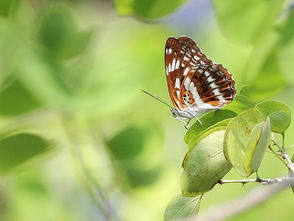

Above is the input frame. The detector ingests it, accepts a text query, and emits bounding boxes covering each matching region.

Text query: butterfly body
[171,105,217,120]
[165,36,236,121]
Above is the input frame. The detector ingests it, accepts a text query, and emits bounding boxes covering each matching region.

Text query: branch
[218,176,286,185]
[181,175,294,221]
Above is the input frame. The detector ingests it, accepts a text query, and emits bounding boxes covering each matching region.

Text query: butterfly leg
[189,112,202,125]
[184,119,191,130]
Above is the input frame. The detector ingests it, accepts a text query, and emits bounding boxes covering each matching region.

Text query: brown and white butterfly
[164,36,236,126]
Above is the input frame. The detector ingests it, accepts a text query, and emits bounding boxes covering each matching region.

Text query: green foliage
[224,85,256,113]
[0,133,52,174]
[164,195,201,221]
[224,94,255,114]
[255,101,291,133]
[181,131,232,196]
[278,9,294,84]
[184,109,236,148]
[107,126,146,159]
[114,0,187,19]
[213,0,291,100]
[105,123,162,188]
[0,79,42,116]
[0,0,294,220]
[247,49,288,101]
[224,109,271,177]
[39,4,92,59]
[213,0,286,45]
[0,0,20,17]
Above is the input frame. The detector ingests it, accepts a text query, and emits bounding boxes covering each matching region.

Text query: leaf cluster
[164,85,292,220]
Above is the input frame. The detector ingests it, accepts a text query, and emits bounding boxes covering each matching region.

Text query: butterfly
[143,36,236,129]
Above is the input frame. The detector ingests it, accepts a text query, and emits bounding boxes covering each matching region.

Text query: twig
[271,139,294,172]
[181,175,294,221]
[218,177,285,185]
[279,150,294,172]
[268,145,289,168]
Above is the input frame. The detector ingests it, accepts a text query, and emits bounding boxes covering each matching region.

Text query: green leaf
[181,131,232,196]
[255,101,291,133]
[164,195,201,221]
[0,79,42,116]
[0,0,20,17]
[0,133,53,174]
[213,0,286,45]
[184,109,237,148]
[105,123,163,188]
[239,85,252,97]
[114,0,187,19]
[123,163,160,187]
[247,118,271,172]
[224,94,255,114]
[106,126,147,159]
[39,4,91,59]
[224,109,270,177]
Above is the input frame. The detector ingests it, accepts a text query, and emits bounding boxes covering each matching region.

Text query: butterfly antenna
[141,89,174,109]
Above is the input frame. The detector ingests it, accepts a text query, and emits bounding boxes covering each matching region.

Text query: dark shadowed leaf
[106,126,146,159]
[114,0,187,19]
[255,100,291,133]
[39,4,91,59]
[181,131,232,196]
[164,195,201,221]
[184,109,236,148]
[224,109,270,177]
[0,79,42,116]
[0,133,53,174]
[105,123,163,189]
[0,0,20,17]
[123,163,160,187]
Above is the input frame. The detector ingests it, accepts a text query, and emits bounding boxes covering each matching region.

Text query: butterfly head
[171,108,192,119]
[171,109,179,118]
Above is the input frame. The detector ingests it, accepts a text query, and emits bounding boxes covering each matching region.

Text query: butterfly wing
[165,36,236,112]
[165,37,186,110]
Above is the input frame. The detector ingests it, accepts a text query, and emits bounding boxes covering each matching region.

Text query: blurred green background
[0,0,293,220]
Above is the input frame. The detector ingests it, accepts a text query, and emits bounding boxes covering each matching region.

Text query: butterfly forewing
[165,36,236,113]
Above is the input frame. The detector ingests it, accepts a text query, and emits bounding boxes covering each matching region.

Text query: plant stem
[282,133,285,151]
